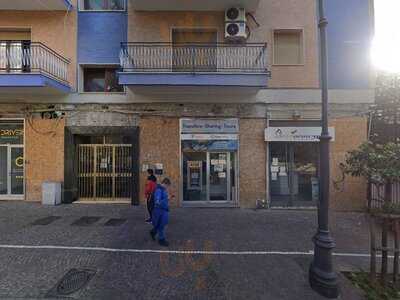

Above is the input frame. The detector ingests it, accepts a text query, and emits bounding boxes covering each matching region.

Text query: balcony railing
[0,41,69,84]
[120,43,268,74]
[130,0,260,11]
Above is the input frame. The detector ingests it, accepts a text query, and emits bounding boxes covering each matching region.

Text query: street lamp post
[309,0,340,298]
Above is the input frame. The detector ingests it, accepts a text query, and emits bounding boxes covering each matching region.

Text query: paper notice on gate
[270,166,279,172]
[214,165,224,172]
[218,172,226,178]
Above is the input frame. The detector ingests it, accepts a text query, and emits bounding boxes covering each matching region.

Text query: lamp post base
[309,231,340,299]
[309,264,339,298]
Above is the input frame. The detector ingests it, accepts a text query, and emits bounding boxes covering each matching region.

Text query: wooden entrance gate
[77,144,133,201]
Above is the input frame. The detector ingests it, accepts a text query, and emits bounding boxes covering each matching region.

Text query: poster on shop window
[187,161,202,191]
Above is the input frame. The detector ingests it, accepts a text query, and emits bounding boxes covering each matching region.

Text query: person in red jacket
[145,169,157,223]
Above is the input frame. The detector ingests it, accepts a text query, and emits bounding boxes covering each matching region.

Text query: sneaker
[158,239,169,247]
[150,230,156,241]
[145,218,152,223]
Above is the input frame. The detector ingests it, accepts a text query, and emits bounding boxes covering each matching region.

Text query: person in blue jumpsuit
[150,177,171,247]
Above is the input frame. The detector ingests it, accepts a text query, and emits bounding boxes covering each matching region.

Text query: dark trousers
[147,195,154,218]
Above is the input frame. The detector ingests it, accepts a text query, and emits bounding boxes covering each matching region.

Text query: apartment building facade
[0,0,374,211]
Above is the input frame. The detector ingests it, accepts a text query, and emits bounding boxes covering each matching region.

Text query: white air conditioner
[225,22,247,40]
[225,7,246,22]
[225,7,247,40]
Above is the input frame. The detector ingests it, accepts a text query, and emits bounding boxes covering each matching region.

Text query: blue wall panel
[78,12,127,64]
[326,0,373,89]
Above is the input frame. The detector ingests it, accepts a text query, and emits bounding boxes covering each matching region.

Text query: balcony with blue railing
[119,43,269,88]
[0,0,72,10]
[0,41,70,94]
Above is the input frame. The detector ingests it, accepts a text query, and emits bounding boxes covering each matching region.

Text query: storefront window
[0,146,7,195]
[182,152,207,201]
[0,122,23,144]
[269,142,319,207]
[180,118,239,204]
[182,147,236,203]
[0,121,24,198]
[82,0,125,11]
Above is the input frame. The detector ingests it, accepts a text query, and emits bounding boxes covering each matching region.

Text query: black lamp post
[309,0,340,298]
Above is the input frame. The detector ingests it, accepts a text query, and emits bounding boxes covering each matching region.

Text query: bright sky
[372,0,400,73]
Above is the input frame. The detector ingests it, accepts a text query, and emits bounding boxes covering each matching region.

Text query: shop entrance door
[183,151,235,203]
[208,152,229,201]
[269,143,319,207]
[0,145,24,199]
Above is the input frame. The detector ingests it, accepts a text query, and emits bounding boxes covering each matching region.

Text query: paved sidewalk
[0,202,368,299]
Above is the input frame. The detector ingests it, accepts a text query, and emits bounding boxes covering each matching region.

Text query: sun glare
[372,0,400,73]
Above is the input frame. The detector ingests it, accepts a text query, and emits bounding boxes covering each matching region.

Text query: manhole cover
[31,216,61,226]
[104,218,126,226]
[71,216,101,226]
[46,268,96,298]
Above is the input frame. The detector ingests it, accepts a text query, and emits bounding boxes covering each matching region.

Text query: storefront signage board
[182,140,238,151]
[181,119,239,134]
[265,127,335,142]
[0,123,23,144]
[181,134,238,140]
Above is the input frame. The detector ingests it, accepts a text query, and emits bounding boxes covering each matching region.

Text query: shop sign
[182,140,238,151]
[265,127,335,142]
[181,134,238,140]
[181,119,239,134]
[0,123,23,145]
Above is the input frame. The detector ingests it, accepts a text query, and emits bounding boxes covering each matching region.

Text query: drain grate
[46,268,96,298]
[104,218,127,226]
[31,216,61,226]
[71,216,101,226]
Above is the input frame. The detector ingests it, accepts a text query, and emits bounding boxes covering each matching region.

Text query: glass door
[0,145,24,198]
[182,151,234,203]
[208,152,230,202]
[269,142,319,207]
[10,146,24,195]
[182,151,207,202]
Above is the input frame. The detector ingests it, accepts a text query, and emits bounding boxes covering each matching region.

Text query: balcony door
[171,28,217,72]
[0,30,31,73]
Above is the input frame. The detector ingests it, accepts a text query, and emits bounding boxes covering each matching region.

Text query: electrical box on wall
[225,7,247,41]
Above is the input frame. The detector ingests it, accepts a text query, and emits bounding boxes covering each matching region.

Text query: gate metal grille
[78,144,133,201]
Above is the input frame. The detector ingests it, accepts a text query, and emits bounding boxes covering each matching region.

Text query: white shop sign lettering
[181,119,239,133]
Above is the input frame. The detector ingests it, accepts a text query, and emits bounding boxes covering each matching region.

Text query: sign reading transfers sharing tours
[181,119,239,134]
[265,127,335,142]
